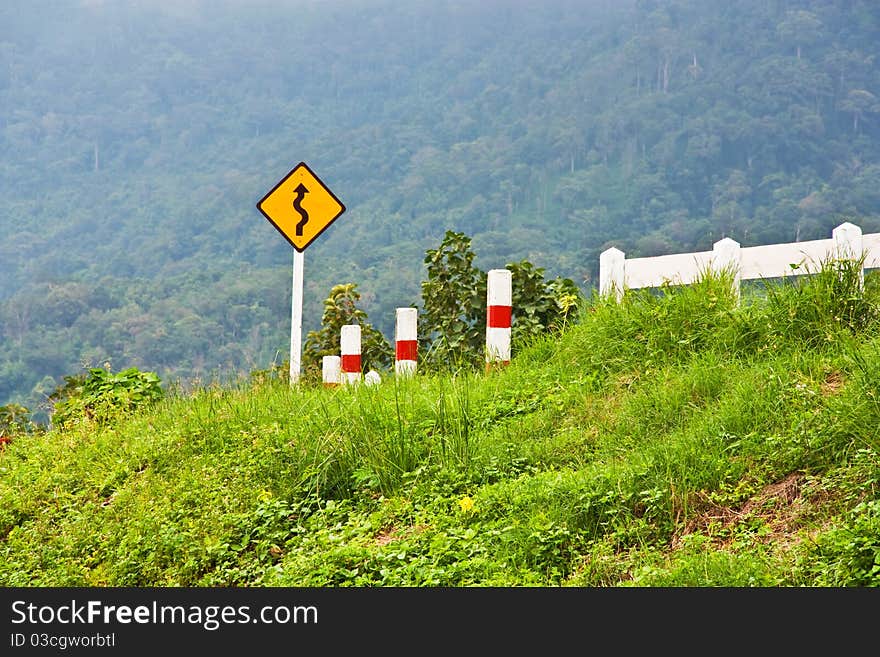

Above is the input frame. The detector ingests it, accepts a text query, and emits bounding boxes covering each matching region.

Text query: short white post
[833,221,864,288]
[340,324,362,385]
[322,355,341,388]
[599,247,626,302]
[364,370,381,386]
[486,268,512,371]
[712,237,742,302]
[395,307,418,377]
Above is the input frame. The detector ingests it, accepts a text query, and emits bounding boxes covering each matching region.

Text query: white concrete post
[833,221,864,288]
[599,247,625,302]
[712,237,742,302]
[340,324,362,385]
[395,307,418,377]
[486,268,512,370]
[322,355,341,388]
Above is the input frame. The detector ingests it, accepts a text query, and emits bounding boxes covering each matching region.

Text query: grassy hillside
[1,262,879,587]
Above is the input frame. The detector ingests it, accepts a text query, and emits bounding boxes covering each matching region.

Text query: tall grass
[2,261,879,586]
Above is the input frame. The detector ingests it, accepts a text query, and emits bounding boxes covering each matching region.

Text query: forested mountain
[2,0,879,415]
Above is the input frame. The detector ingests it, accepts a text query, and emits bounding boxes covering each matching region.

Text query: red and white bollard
[322,355,341,387]
[340,324,362,385]
[485,268,512,371]
[395,307,418,377]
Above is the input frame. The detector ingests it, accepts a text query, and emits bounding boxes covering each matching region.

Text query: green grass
[2,262,879,586]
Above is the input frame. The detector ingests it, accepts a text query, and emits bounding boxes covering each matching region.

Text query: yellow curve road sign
[256,161,346,252]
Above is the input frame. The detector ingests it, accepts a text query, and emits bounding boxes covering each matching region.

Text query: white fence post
[486,268,512,371]
[395,307,418,377]
[712,237,742,302]
[833,221,864,288]
[340,324,362,385]
[322,355,341,388]
[599,247,626,302]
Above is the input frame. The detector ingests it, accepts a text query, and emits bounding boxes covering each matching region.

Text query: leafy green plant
[0,403,37,435]
[802,499,880,586]
[419,232,584,372]
[49,366,164,428]
[507,259,581,346]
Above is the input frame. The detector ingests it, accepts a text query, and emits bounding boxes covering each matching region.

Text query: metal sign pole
[290,248,304,385]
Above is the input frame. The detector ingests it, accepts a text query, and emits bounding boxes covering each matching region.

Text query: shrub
[50,366,164,428]
[0,403,36,436]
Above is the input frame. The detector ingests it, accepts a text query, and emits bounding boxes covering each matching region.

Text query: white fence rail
[600,221,880,301]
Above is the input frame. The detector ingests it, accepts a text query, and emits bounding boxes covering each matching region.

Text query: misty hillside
[2,0,880,414]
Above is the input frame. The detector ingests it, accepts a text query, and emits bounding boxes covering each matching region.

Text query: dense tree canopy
[1,0,879,414]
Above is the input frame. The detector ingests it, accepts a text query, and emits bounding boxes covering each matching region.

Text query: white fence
[599,222,880,301]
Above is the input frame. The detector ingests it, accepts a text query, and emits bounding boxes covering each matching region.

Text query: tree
[711,169,753,240]
[419,231,487,371]
[838,89,880,133]
[776,10,822,60]
[506,260,581,347]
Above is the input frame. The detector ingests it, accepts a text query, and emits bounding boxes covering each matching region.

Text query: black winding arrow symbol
[292,183,309,236]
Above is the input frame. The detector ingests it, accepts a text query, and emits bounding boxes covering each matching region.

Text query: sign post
[290,249,305,384]
[257,162,345,385]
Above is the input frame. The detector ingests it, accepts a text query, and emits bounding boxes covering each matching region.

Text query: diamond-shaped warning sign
[256,162,346,252]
